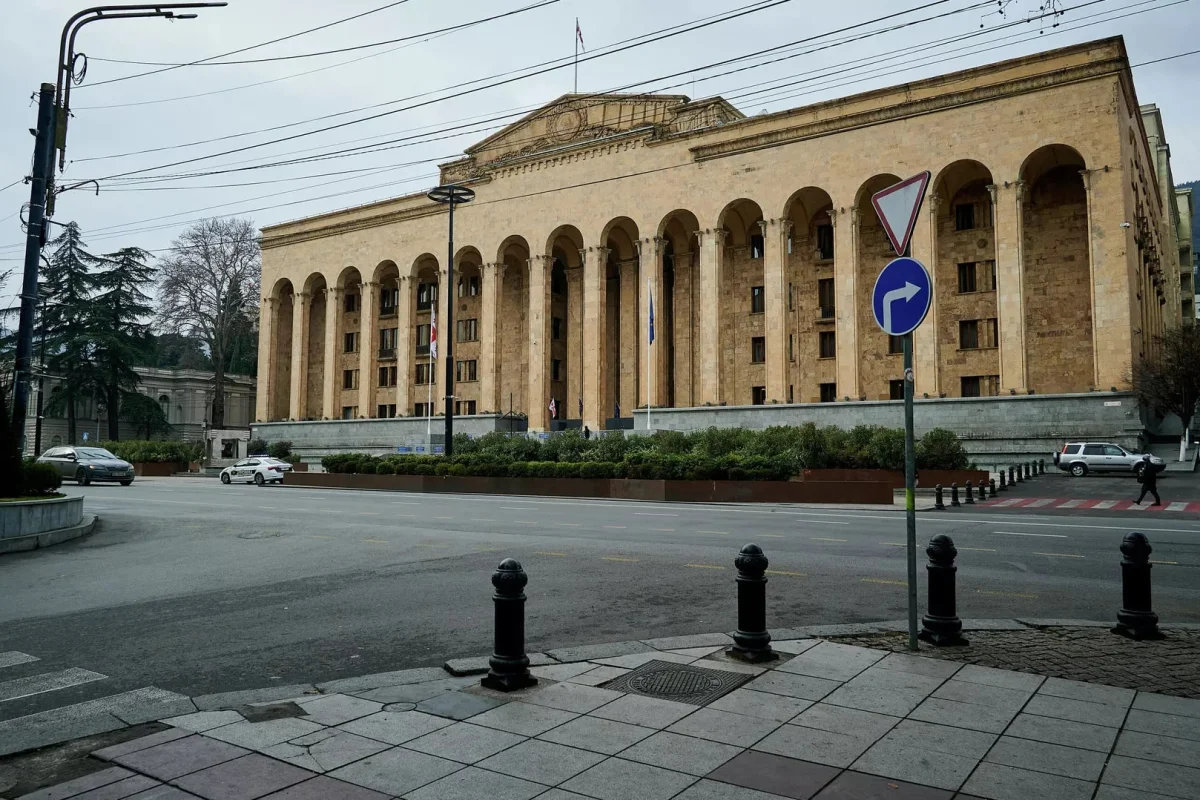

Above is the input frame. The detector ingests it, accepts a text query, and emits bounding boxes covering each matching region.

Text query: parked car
[37,446,135,486]
[1053,442,1165,478]
[220,457,291,486]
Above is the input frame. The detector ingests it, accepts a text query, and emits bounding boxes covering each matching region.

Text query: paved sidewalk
[11,632,1200,799]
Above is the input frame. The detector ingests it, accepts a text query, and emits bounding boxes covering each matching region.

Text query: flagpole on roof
[574,18,584,93]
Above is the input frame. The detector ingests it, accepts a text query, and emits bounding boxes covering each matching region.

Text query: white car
[220,457,291,486]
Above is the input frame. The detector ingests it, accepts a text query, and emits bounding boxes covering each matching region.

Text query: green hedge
[100,440,203,464]
[319,424,969,480]
[21,460,62,495]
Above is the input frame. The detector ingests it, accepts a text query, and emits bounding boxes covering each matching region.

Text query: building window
[455,400,477,416]
[414,402,431,417]
[378,366,397,387]
[961,376,981,397]
[888,335,904,355]
[341,406,358,420]
[960,318,998,349]
[380,287,399,316]
[787,385,794,403]
[751,337,765,363]
[457,318,478,342]
[415,324,431,355]
[749,233,765,259]
[816,224,834,260]
[342,369,358,390]
[459,276,481,297]
[551,267,568,296]
[551,317,564,340]
[343,331,358,353]
[890,379,905,400]
[415,363,433,385]
[957,262,977,294]
[417,282,437,311]
[751,386,766,405]
[379,327,398,357]
[344,292,359,313]
[788,334,795,362]
[750,286,765,314]
[819,383,837,403]
[955,203,976,231]
[980,260,997,291]
[787,283,794,311]
[818,278,835,317]
[377,404,397,418]
[551,359,563,382]
[819,330,836,359]
[456,360,478,382]
[158,394,170,423]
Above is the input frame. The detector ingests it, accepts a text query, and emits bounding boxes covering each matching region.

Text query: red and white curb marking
[981,498,1200,512]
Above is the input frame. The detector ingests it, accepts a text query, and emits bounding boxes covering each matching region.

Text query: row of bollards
[480,529,1163,690]
[934,459,1048,512]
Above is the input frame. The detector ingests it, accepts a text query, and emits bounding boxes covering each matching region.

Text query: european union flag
[649,293,655,345]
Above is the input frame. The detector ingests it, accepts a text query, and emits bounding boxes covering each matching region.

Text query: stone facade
[258,38,1185,434]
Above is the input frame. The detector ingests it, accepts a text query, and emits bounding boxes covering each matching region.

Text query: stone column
[527,256,552,431]
[435,269,450,416]
[288,292,310,420]
[479,263,502,414]
[395,276,413,414]
[582,246,610,430]
[831,208,858,399]
[990,182,1027,392]
[1081,167,1134,390]
[696,228,726,405]
[912,195,940,397]
[255,296,276,422]
[637,237,666,410]
[359,281,378,418]
[760,218,791,403]
[619,258,639,418]
[323,287,343,420]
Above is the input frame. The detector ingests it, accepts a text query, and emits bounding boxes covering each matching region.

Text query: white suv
[1054,442,1163,478]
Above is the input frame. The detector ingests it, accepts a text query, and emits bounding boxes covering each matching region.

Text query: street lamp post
[426,185,475,458]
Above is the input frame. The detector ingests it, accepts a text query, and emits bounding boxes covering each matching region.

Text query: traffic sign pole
[903,331,918,652]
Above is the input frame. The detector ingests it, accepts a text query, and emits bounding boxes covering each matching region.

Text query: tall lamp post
[426,184,475,458]
[11,3,226,444]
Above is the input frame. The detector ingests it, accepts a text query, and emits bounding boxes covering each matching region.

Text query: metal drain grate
[602,659,753,706]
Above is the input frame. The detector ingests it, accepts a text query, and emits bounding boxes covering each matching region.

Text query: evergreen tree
[93,247,155,440]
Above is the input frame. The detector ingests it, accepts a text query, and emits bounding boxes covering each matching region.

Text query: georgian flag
[549,398,557,419]
[430,305,438,360]
[576,18,585,51]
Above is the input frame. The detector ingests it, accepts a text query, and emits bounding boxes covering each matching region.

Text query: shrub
[554,462,581,479]
[21,461,62,495]
[357,460,377,475]
[867,427,906,472]
[247,437,269,456]
[101,440,200,464]
[375,461,395,475]
[917,428,969,470]
[268,441,293,460]
[579,461,615,479]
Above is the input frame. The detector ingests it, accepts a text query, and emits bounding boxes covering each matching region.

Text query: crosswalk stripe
[1092,500,1117,509]
[0,652,39,670]
[994,499,1020,507]
[0,667,106,703]
[1058,500,1084,508]
[1165,502,1189,512]
[1028,499,1054,507]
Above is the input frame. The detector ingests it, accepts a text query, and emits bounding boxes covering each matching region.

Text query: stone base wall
[0,496,84,541]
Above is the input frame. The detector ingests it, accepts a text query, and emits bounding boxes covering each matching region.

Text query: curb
[0,514,97,554]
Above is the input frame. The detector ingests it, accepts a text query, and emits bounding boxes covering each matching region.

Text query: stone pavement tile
[328,747,462,795]
[1023,694,1128,728]
[843,665,945,695]
[873,652,961,680]
[403,721,526,764]
[530,662,596,682]
[877,719,996,760]
[952,664,1044,693]
[262,729,388,773]
[1102,754,1200,799]
[810,770,953,799]
[170,754,312,799]
[561,665,629,687]
[530,792,592,800]
[793,703,900,742]
[850,740,976,791]
[547,641,652,663]
[708,750,839,800]
[112,736,249,781]
[1093,786,1182,800]
[468,700,577,737]
[257,775,391,800]
[416,690,507,721]
[619,730,741,776]
[317,667,448,694]
[93,728,192,761]
[405,766,546,800]
[1114,729,1200,768]
[694,653,769,675]
[520,682,622,714]
[0,706,128,759]
[674,778,794,800]
[907,697,1020,734]
[560,757,697,800]
[960,762,1095,800]
[204,718,325,751]
[930,679,1032,711]
[753,724,875,769]
[774,642,884,682]
[590,652,695,670]
[162,711,245,734]
[63,775,162,799]
[743,670,840,702]
[1133,692,1200,719]
[589,694,695,729]
[446,655,554,677]
[771,640,820,656]
[821,672,932,718]
[1037,677,1135,707]
[113,787,195,799]
[667,646,724,658]
[666,706,781,747]
[983,735,1107,781]
[352,676,474,705]
[192,685,315,712]
[643,633,733,650]
[1124,709,1200,742]
[293,694,381,726]
[15,767,136,800]
[476,739,605,785]
[707,688,812,723]
[537,715,655,755]
[338,710,454,746]
[1003,712,1117,752]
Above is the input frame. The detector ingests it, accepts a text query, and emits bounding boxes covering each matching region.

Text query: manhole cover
[602,659,753,706]
[238,531,282,540]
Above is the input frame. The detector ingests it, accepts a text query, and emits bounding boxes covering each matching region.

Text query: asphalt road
[2,477,1197,723]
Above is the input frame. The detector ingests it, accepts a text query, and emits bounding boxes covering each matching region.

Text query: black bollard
[950,483,961,507]
[964,481,975,504]
[918,535,969,647]
[934,484,945,511]
[990,477,997,497]
[728,544,778,663]
[1024,462,1032,480]
[978,480,987,500]
[1112,533,1164,641]
[481,559,539,691]
[1039,459,1045,475]
[1012,466,1020,484]
[999,470,1007,490]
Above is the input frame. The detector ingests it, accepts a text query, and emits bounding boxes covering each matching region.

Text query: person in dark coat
[583,425,591,440]
[1134,454,1163,506]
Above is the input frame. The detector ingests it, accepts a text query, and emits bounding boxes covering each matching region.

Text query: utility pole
[427,184,475,457]
[34,296,47,456]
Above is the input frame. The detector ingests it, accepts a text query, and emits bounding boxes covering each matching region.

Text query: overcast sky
[1,0,1197,313]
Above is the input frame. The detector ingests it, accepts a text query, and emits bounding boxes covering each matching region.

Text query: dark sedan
[37,446,136,486]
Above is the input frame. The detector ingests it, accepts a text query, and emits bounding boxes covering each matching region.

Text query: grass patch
[0,493,67,503]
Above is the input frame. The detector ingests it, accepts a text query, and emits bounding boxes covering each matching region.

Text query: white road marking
[634,512,677,517]
[993,531,1068,538]
[1058,500,1084,508]
[0,667,106,703]
[1028,499,1054,508]
[0,653,38,670]
[993,499,1021,507]
[1092,500,1117,510]
[1165,502,1189,512]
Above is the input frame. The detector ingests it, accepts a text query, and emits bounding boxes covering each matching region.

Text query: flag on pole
[578,397,583,417]
[429,306,438,360]
[649,293,655,345]
[576,18,585,51]
[615,401,620,418]
[548,397,557,419]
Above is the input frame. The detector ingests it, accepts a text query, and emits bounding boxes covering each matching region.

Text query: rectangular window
[552,317,564,340]
[960,320,979,350]
[890,379,905,400]
[414,402,431,417]
[415,324,431,355]
[344,293,359,313]
[551,359,563,382]
[818,278,835,317]
[343,331,358,354]
[750,234,765,259]
[957,262,977,294]
[750,286,765,314]
[341,406,357,420]
[788,334,795,362]
[819,330,836,359]
[751,337,765,363]
[417,282,437,311]
[379,327,397,357]
[455,400,477,416]
[955,203,976,231]
[816,224,834,260]
[983,317,998,348]
[342,369,358,390]
[980,260,997,291]
[961,376,981,397]
[378,366,397,387]
[415,363,433,385]
[456,360,478,382]
[787,283,794,311]
[819,383,837,403]
[459,276,481,297]
[751,386,766,406]
[376,404,397,418]
[457,318,478,342]
[380,287,398,316]
[888,335,904,355]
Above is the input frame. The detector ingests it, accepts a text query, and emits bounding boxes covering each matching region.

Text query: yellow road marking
[862,578,906,586]
[359,512,380,516]
[363,539,388,544]
[652,528,676,532]
[474,546,500,552]
[470,518,492,523]
[1150,560,1178,565]
[812,537,848,543]
[697,530,729,535]
[685,564,725,570]
[976,590,1037,599]
[562,523,581,527]
[1033,552,1084,559]
[604,525,627,530]
[765,569,807,577]
[434,516,454,520]
[395,513,416,518]
[514,521,539,525]
[602,556,639,562]
[416,543,448,549]
[881,542,906,547]
[761,534,784,538]
[958,547,997,552]
[535,551,567,556]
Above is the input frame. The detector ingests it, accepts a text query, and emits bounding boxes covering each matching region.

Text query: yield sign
[871,171,931,256]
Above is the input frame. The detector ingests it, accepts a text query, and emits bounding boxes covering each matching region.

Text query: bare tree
[1130,325,1200,461]
[156,218,260,430]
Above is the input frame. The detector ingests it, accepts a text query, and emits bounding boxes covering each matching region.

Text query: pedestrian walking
[1134,454,1163,506]
[583,425,591,440]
